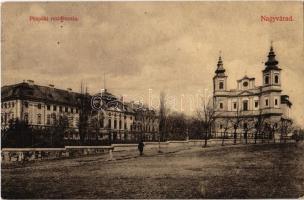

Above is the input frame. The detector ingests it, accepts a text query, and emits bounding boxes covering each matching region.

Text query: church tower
[213,55,227,92]
[262,44,282,87]
[261,44,282,112]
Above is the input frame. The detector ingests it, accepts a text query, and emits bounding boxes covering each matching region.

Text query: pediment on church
[237,90,255,96]
[237,75,255,82]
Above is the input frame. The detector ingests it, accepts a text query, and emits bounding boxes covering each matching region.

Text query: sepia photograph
[1,1,304,199]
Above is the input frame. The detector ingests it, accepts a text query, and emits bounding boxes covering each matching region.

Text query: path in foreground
[2,143,304,199]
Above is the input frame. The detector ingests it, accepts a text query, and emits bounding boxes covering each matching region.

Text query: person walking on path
[138,140,145,156]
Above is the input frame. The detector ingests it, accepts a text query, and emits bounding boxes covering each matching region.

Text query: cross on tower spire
[264,41,279,71]
[103,72,107,92]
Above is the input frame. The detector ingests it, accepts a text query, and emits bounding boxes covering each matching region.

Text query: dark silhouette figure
[138,140,145,156]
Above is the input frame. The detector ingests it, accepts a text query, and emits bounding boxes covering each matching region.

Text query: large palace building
[1,81,159,142]
[212,45,292,138]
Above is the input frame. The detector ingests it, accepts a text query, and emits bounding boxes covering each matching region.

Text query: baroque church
[212,45,292,139]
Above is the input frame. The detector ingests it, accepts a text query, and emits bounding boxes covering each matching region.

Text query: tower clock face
[243,81,248,87]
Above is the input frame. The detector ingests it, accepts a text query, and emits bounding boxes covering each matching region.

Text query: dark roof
[215,56,226,75]
[263,46,281,72]
[128,103,157,115]
[1,82,81,106]
[92,90,118,105]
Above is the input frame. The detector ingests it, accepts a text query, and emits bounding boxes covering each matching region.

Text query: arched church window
[243,100,248,111]
[219,82,224,89]
[275,75,279,84]
[108,119,111,128]
[114,119,117,129]
[265,76,269,84]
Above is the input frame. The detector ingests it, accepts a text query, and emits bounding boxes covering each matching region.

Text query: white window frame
[242,100,249,111]
[274,97,280,108]
[274,73,280,84]
[264,74,270,85]
[265,97,269,107]
[232,102,237,111]
[219,81,224,90]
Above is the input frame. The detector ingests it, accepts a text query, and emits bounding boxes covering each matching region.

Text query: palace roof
[1,81,80,106]
[2,81,158,114]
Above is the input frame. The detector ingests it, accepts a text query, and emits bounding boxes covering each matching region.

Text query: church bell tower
[213,54,227,93]
[262,44,282,87]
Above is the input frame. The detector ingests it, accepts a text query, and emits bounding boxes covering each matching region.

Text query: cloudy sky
[2,2,303,125]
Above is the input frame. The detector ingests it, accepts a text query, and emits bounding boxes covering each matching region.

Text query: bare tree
[218,117,232,146]
[270,121,280,143]
[262,118,281,144]
[242,117,256,144]
[279,118,294,143]
[196,97,216,147]
[230,102,243,145]
[253,110,266,144]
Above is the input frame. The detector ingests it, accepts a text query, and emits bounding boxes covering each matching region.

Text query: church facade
[212,45,292,139]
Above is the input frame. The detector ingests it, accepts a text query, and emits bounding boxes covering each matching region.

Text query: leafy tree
[49,115,69,147]
[165,112,188,140]
[78,83,91,145]
[1,119,33,148]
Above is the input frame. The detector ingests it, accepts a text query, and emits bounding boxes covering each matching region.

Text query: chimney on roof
[49,84,55,88]
[67,88,72,92]
[27,80,34,85]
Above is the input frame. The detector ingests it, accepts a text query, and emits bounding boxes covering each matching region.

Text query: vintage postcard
[1,1,303,199]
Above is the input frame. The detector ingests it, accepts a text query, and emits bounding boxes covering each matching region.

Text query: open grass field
[2,142,304,199]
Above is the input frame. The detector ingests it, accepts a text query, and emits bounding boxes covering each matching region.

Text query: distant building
[1,81,80,130]
[212,45,292,139]
[1,81,159,142]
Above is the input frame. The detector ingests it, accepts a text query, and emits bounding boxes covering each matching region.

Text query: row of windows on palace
[1,112,156,132]
[1,112,75,126]
[218,74,280,90]
[1,101,156,121]
[218,97,280,111]
[1,101,80,114]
